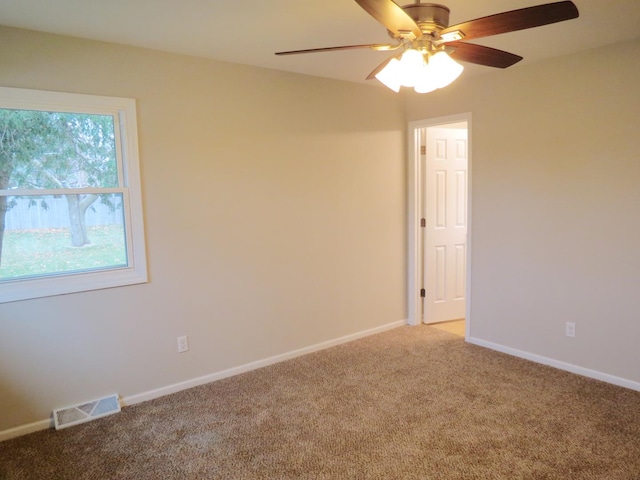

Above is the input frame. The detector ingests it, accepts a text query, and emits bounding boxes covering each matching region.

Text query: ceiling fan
[276,0,579,93]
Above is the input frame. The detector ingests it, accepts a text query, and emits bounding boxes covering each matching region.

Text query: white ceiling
[2,0,639,86]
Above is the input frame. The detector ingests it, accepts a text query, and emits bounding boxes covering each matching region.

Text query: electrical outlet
[565,322,576,338]
[177,335,189,353]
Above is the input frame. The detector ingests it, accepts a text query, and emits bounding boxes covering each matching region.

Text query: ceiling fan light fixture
[427,51,464,89]
[376,48,464,94]
[375,58,403,92]
[413,70,438,94]
[398,49,426,87]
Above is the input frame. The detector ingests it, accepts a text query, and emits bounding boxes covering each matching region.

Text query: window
[0,87,147,303]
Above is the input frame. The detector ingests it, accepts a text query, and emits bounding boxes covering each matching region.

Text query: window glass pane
[0,194,127,280]
[0,109,118,190]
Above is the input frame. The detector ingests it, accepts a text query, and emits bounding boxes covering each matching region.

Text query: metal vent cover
[53,394,121,430]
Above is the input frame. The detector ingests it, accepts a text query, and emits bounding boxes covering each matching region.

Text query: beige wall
[406,39,640,385]
[2,24,639,436]
[0,27,407,432]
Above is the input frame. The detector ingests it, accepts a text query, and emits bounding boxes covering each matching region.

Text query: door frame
[407,113,473,338]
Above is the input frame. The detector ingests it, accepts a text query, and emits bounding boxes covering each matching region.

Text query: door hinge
[420,218,426,228]
[420,145,426,155]
[420,288,426,298]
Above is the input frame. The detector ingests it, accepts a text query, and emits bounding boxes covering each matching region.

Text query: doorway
[407,114,471,338]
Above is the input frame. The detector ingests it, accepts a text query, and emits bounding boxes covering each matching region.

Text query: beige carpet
[2,326,640,479]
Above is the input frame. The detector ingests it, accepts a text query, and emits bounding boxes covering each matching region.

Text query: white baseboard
[123,319,406,406]
[0,320,406,442]
[468,336,640,393]
[0,419,52,443]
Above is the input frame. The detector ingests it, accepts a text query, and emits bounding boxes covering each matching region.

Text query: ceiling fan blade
[448,42,522,68]
[275,44,398,56]
[355,0,422,39]
[440,1,579,42]
[366,52,403,80]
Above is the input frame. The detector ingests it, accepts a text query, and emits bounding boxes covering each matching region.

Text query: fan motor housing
[402,3,450,33]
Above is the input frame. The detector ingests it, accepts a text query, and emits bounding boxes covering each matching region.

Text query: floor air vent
[53,394,121,430]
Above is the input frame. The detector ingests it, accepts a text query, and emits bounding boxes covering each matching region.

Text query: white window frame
[0,86,147,303]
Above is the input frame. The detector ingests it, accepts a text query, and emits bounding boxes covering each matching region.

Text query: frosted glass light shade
[428,51,464,89]
[375,58,403,92]
[413,72,438,94]
[375,49,464,94]
[399,49,425,88]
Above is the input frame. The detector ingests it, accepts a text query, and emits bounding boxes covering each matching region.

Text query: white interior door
[422,126,468,324]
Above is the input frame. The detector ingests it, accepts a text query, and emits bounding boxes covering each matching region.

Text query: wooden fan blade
[355,0,422,39]
[276,44,398,55]
[366,53,402,80]
[440,1,579,42]
[448,42,523,68]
